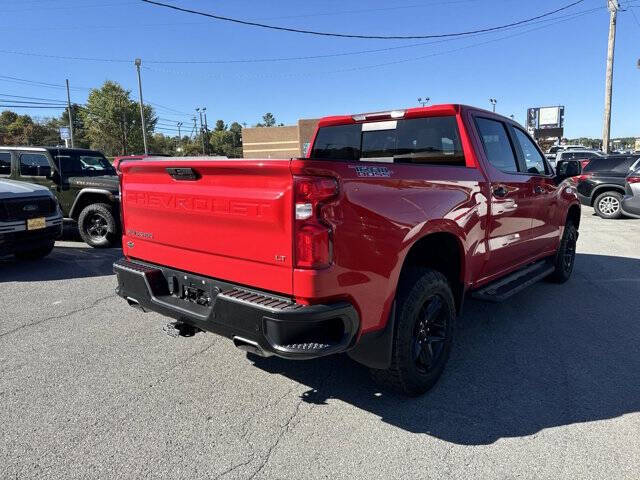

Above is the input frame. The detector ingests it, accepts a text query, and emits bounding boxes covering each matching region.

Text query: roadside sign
[59,127,70,140]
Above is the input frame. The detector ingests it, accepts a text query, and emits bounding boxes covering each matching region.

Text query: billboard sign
[538,106,564,129]
[527,106,564,139]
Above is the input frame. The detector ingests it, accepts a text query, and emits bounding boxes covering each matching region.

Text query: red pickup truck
[114,104,581,395]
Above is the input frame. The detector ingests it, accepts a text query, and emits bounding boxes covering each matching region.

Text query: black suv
[574,155,640,219]
[0,147,120,247]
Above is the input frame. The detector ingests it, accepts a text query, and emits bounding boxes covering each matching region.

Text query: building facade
[242,118,319,158]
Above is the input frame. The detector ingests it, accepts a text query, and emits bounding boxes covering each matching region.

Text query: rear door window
[612,156,639,174]
[310,116,465,166]
[19,153,51,177]
[0,152,11,177]
[583,157,622,173]
[311,124,360,160]
[475,117,519,173]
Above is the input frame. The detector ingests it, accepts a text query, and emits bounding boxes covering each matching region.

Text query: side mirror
[556,160,581,182]
[47,170,61,183]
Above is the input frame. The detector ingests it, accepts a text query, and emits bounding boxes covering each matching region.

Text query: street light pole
[134,58,148,155]
[489,98,497,112]
[602,0,619,154]
[417,97,430,107]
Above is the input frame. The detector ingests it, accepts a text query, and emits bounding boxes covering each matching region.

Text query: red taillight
[574,173,592,183]
[294,176,338,269]
[627,176,640,184]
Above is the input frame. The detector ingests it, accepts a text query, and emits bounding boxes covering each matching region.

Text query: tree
[81,81,156,156]
[208,120,243,157]
[256,112,276,127]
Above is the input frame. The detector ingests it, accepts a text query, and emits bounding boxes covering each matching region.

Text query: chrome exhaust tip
[233,336,272,357]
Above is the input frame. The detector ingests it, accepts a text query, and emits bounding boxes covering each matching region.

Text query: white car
[550,149,604,168]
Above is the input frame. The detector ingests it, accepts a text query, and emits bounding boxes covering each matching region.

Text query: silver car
[621,163,640,218]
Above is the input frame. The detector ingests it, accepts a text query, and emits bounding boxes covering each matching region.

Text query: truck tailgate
[119,159,294,295]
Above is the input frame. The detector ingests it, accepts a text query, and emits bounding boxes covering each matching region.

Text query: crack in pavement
[0,293,116,340]
[247,395,306,480]
[247,363,336,479]
[214,455,255,480]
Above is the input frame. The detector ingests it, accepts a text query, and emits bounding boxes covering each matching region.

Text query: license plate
[27,217,46,230]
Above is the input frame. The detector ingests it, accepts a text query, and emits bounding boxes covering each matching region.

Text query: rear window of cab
[311,116,465,166]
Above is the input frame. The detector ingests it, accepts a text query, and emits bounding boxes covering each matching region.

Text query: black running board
[471,260,554,302]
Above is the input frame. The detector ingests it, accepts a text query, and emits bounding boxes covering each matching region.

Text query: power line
[0,92,67,102]
[142,6,600,80]
[0,104,67,109]
[0,5,601,66]
[0,98,66,105]
[140,0,586,40]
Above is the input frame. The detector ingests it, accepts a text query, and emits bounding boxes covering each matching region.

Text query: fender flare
[69,188,118,218]
[348,223,468,370]
[590,184,626,206]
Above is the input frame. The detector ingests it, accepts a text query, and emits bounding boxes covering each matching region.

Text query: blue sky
[2,0,639,138]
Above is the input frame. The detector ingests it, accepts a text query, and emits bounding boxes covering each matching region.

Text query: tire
[78,203,118,248]
[15,241,55,260]
[370,269,456,396]
[548,222,578,284]
[593,191,623,219]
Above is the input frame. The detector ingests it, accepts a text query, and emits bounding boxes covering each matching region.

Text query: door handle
[493,185,508,198]
[534,185,545,194]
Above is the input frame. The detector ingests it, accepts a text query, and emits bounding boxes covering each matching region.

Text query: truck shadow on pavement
[0,242,121,283]
[249,253,640,445]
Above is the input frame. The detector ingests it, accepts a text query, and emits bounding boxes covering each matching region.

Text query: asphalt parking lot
[1,210,639,480]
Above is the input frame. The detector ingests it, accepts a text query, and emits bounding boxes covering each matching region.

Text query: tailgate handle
[166,167,199,180]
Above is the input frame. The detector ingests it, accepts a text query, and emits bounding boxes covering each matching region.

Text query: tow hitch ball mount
[163,321,202,338]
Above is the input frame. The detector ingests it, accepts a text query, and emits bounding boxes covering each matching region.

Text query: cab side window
[0,152,11,177]
[513,128,547,175]
[20,153,51,177]
[475,118,519,173]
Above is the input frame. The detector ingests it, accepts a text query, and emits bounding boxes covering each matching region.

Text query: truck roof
[316,104,487,128]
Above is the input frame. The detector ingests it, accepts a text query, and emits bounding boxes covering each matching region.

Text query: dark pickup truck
[114,104,581,395]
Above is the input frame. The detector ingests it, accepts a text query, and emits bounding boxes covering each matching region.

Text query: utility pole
[602,0,619,154]
[65,79,74,148]
[191,116,197,139]
[134,58,149,155]
[489,98,497,112]
[196,107,206,154]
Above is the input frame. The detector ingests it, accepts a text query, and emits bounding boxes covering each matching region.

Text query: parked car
[548,144,586,154]
[0,147,120,247]
[0,177,63,259]
[621,167,640,218]
[575,155,640,219]
[113,104,581,396]
[551,149,604,168]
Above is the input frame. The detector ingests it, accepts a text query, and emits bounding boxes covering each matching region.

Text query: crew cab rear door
[472,116,538,278]
[119,159,294,295]
[509,125,560,255]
